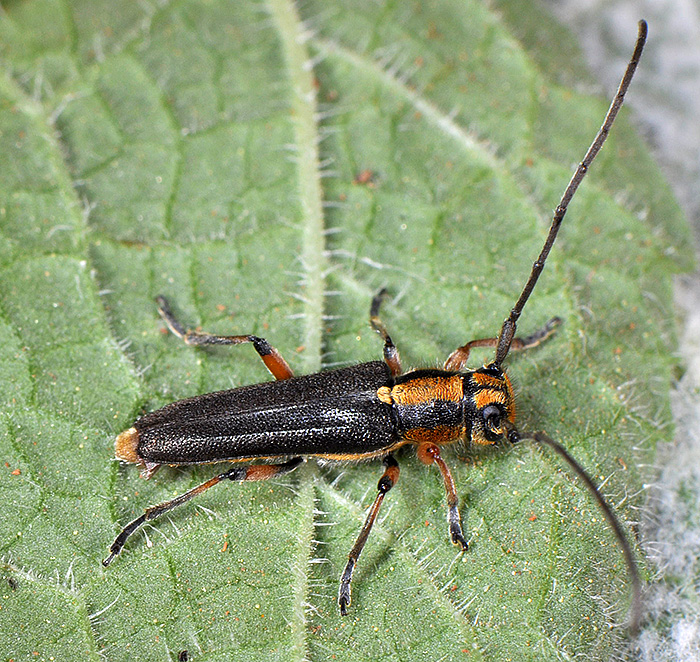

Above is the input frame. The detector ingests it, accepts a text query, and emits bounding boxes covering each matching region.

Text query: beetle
[104,21,647,626]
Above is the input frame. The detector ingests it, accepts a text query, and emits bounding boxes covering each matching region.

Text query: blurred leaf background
[0,1,693,660]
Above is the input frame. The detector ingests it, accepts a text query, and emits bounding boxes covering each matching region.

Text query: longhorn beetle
[104,21,647,628]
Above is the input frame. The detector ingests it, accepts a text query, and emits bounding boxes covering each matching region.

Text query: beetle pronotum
[104,20,648,627]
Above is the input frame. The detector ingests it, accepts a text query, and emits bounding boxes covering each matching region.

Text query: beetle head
[465,363,519,446]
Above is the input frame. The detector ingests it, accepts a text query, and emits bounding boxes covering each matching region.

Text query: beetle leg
[417,442,468,550]
[369,289,402,376]
[339,455,400,615]
[156,295,294,380]
[443,316,561,371]
[103,457,303,566]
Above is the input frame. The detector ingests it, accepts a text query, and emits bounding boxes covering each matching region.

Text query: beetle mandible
[103,20,648,627]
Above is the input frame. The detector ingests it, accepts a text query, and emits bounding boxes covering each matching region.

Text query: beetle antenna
[513,429,642,631]
[493,19,648,366]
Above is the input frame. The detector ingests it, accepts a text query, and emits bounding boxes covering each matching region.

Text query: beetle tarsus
[449,510,469,552]
[338,558,355,616]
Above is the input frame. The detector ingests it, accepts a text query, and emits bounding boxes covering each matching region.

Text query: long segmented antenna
[515,430,642,631]
[494,19,648,366]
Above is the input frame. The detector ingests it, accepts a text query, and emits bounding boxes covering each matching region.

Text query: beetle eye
[482,405,502,432]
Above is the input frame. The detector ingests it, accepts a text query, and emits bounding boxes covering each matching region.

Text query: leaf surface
[0,1,692,660]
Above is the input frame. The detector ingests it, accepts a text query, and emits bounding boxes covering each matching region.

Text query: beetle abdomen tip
[115,426,140,464]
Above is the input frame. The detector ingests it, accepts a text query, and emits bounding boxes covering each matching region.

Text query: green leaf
[0,1,692,660]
